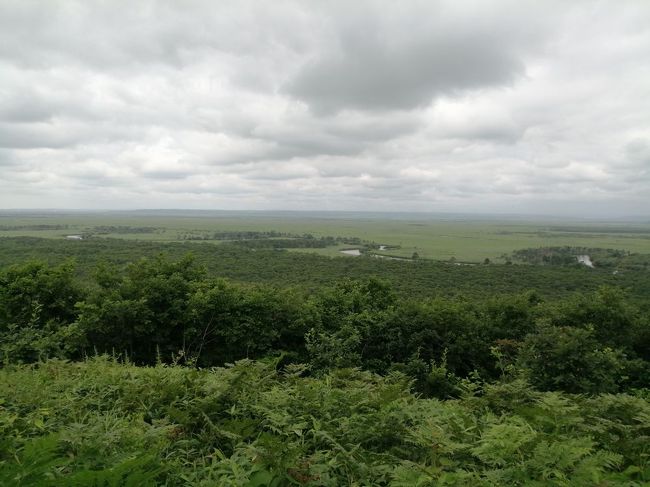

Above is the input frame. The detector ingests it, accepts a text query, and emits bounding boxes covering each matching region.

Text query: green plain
[1,211,649,262]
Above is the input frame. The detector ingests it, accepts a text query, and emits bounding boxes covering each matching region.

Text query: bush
[518,324,627,394]
[0,358,648,485]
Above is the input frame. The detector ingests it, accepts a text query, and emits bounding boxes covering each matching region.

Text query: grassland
[1,210,649,262]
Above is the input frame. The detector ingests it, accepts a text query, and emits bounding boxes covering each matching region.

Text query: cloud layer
[1,0,649,216]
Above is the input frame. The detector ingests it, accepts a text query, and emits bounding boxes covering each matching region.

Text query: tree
[547,286,640,351]
[0,260,85,363]
[188,280,308,366]
[518,324,626,394]
[0,260,82,331]
[78,254,205,362]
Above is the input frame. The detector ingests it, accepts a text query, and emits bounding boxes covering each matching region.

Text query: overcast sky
[1,0,649,217]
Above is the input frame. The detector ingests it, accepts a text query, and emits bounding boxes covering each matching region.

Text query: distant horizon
[1,207,649,223]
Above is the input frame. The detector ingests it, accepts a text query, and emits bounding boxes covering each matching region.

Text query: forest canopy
[1,249,649,485]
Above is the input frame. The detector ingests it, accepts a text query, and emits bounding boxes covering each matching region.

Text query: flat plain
[1,210,649,262]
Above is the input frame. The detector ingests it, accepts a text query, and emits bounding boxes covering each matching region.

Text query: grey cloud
[244,112,422,162]
[0,149,16,166]
[0,122,80,149]
[0,94,56,124]
[71,175,133,189]
[315,160,385,179]
[324,115,421,142]
[0,120,147,150]
[624,139,650,168]
[262,133,366,160]
[0,1,205,69]
[0,0,311,74]
[237,165,316,181]
[152,178,258,196]
[284,2,547,113]
[443,118,525,144]
[140,169,193,180]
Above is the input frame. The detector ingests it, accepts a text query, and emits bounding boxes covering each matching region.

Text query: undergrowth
[0,357,648,486]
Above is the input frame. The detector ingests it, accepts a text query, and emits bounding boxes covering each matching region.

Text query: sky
[0,0,649,217]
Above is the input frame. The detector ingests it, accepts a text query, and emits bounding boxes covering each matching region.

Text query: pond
[340,249,361,256]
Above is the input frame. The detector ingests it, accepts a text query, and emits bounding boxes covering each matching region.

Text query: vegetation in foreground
[1,255,649,394]
[1,357,649,486]
[1,247,649,485]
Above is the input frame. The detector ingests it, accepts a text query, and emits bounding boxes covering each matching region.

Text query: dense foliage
[509,247,650,270]
[1,243,649,485]
[1,255,648,395]
[1,358,649,485]
[2,237,649,304]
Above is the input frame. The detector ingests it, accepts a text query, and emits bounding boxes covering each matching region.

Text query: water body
[374,254,411,261]
[577,255,594,268]
[340,249,361,256]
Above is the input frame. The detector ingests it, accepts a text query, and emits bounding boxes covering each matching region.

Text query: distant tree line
[179,230,294,241]
[507,246,642,268]
[232,237,335,249]
[0,224,70,231]
[178,231,373,251]
[90,225,162,234]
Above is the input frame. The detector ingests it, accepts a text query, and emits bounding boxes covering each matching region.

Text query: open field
[1,210,649,262]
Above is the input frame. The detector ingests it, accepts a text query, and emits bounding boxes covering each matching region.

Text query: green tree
[518,324,626,394]
[188,280,309,366]
[547,286,639,351]
[78,254,204,362]
[0,260,82,331]
[306,278,395,371]
[0,260,84,362]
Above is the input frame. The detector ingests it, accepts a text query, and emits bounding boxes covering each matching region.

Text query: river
[340,249,362,256]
